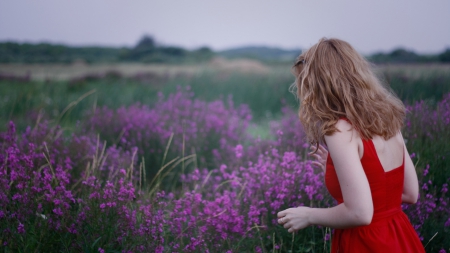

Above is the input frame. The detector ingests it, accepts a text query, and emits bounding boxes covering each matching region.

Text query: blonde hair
[291,38,405,146]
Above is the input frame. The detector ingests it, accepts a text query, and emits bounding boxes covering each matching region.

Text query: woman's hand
[309,144,328,173]
[277,207,312,233]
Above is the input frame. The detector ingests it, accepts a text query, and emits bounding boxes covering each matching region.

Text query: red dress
[325,138,425,252]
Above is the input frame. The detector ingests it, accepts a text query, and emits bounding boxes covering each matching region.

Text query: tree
[438,48,450,63]
[135,35,156,51]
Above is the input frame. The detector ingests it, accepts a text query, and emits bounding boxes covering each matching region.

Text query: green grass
[376,64,450,103]
[1,63,449,133]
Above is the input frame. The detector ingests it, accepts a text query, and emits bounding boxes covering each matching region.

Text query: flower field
[0,66,450,252]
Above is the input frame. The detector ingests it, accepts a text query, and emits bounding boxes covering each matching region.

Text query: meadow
[0,61,449,252]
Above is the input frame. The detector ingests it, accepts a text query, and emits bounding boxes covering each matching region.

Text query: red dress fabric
[325,138,425,252]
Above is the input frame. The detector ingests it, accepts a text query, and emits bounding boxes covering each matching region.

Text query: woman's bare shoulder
[326,119,363,158]
[335,118,353,130]
[328,119,360,140]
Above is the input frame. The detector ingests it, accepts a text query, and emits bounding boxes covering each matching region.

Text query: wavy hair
[290,38,405,147]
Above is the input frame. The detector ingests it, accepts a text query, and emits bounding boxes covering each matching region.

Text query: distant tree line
[0,35,214,64]
[0,35,448,64]
[368,48,450,64]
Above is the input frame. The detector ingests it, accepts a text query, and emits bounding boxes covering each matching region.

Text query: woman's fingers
[310,154,325,164]
[318,144,327,152]
[309,145,318,154]
[277,210,287,218]
[308,148,323,157]
[317,145,327,156]
[309,144,327,156]
[313,144,327,153]
[310,154,326,169]
[311,162,325,172]
[311,153,321,160]
[311,161,324,168]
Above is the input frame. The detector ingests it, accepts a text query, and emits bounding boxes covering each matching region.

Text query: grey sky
[0,0,449,54]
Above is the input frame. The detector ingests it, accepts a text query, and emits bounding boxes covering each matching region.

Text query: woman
[277,38,425,252]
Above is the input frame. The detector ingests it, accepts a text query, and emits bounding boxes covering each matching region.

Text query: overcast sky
[0,0,449,54]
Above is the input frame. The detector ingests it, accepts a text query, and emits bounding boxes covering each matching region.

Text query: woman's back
[371,134,404,173]
[326,133,404,210]
[372,132,421,205]
[325,129,425,252]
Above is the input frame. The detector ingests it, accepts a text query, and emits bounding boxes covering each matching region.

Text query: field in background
[1,60,450,129]
[0,58,270,81]
[3,59,449,81]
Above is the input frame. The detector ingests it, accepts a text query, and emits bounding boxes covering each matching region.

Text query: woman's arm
[278,119,373,231]
[400,133,419,204]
